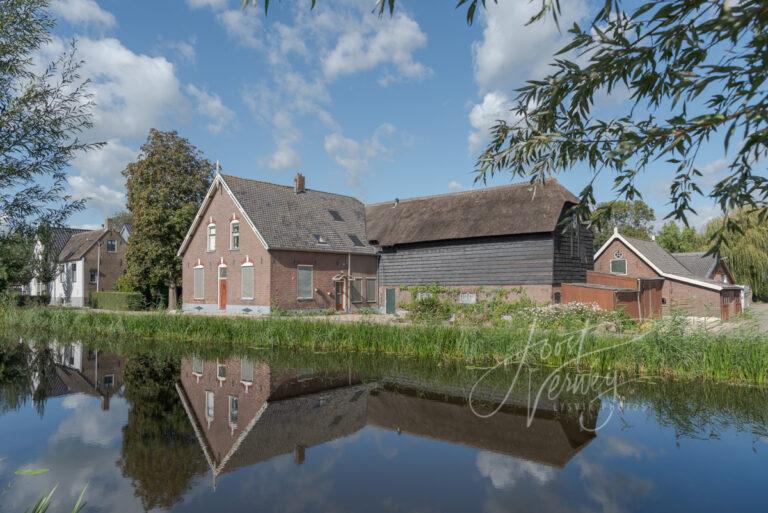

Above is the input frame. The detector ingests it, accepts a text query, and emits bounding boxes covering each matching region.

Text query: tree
[122,130,213,306]
[32,223,61,296]
[0,229,35,291]
[655,221,705,254]
[1,0,102,232]
[705,211,768,300]
[111,210,133,232]
[592,200,656,248]
[473,0,768,249]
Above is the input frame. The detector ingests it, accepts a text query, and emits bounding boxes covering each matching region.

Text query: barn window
[193,266,204,299]
[350,279,363,303]
[241,358,253,383]
[459,292,477,304]
[297,265,313,299]
[192,357,203,375]
[241,264,254,299]
[610,259,627,275]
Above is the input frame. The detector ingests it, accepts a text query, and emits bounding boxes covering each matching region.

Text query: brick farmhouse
[177,173,378,314]
[593,230,743,319]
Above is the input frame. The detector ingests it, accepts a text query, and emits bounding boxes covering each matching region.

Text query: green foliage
[655,221,706,253]
[111,210,133,232]
[24,485,87,513]
[474,0,768,246]
[90,291,144,311]
[11,294,50,307]
[705,210,768,300]
[122,129,213,306]
[0,229,35,291]
[1,0,102,231]
[591,200,656,248]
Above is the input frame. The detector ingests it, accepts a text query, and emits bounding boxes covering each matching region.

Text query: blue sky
[44,0,735,230]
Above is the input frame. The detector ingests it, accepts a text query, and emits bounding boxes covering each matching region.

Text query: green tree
[122,130,213,306]
[0,229,35,291]
[655,221,705,254]
[705,211,768,300]
[1,0,101,231]
[592,200,656,248]
[111,210,133,232]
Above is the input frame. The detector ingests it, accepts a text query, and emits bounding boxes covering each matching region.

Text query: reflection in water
[1,340,767,513]
[176,357,597,489]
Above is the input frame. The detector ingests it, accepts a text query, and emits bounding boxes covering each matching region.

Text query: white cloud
[49,0,116,28]
[265,112,302,170]
[68,175,126,215]
[217,9,262,49]
[448,180,465,192]
[324,123,396,185]
[472,0,588,93]
[54,395,128,446]
[476,451,556,489]
[186,84,235,134]
[186,0,229,9]
[69,140,134,216]
[322,12,430,84]
[164,39,197,63]
[468,91,517,152]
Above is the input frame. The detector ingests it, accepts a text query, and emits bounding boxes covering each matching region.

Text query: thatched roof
[365,179,579,246]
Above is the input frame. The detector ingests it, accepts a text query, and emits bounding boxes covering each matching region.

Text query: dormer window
[329,210,344,221]
[207,224,216,251]
[348,234,364,247]
[313,234,328,245]
[230,221,240,250]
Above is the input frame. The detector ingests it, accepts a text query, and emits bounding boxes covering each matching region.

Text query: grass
[2,306,768,384]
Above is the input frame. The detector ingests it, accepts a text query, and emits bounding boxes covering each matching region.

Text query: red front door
[218,265,227,311]
[335,281,344,311]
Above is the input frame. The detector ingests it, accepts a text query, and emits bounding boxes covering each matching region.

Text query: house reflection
[178,358,597,488]
[34,342,125,410]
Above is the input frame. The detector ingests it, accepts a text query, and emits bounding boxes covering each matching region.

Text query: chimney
[294,173,305,194]
[106,218,113,231]
[294,445,305,465]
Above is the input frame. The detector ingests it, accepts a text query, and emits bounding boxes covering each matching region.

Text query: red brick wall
[181,183,271,308]
[270,250,378,310]
[82,227,127,302]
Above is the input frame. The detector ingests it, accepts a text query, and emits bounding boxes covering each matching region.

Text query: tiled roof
[58,229,106,262]
[221,174,375,255]
[48,227,88,258]
[365,179,579,246]
[672,252,717,279]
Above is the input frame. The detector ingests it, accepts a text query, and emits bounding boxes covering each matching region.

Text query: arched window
[610,250,627,275]
[207,223,216,251]
[241,261,254,300]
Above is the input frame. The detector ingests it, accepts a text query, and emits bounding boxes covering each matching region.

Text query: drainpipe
[347,253,352,313]
[96,242,101,292]
[636,278,643,322]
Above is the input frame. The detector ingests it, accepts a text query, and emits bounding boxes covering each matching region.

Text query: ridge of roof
[221,174,364,203]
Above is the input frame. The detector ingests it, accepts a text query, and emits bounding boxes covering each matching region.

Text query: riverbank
[2,306,767,384]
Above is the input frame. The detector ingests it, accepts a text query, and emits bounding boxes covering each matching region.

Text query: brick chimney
[105,218,113,231]
[294,173,305,194]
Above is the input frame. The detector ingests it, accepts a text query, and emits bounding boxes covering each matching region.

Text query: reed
[2,306,767,384]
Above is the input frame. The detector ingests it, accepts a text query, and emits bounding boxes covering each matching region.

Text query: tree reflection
[118,355,207,511]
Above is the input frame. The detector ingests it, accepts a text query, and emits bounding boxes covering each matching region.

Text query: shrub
[90,291,144,311]
[6,294,50,307]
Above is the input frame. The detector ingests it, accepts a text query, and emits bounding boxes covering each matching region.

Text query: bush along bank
[2,305,767,385]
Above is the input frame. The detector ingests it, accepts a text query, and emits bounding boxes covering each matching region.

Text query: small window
[661,297,668,306]
[313,234,328,244]
[459,292,477,304]
[192,357,203,375]
[205,391,214,420]
[329,210,344,221]
[241,358,253,383]
[366,278,377,303]
[70,263,77,282]
[59,264,65,283]
[416,291,432,300]
[610,259,627,275]
[350,279,363,303]
[553,292,562,304]
[106,239,117,253]
[103,374,114,388]
[348,234,364,247]
[193,267,204,299]
[229,395,239,425]
[218,266,227,279]
[207,224,216,251]
[241,264,254,299]
[297,265,313,299]
[230,222,240,250]
[89,269,97,284]
[217,362,227,380]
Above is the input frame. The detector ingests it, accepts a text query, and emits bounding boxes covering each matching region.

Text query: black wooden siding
[552,215,594,284]
[378,234,555,286]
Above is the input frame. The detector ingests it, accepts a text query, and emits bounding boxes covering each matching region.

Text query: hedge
[89,291,144,311]
[11,294,50,307]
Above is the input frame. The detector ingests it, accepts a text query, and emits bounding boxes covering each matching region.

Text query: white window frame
[610,258,628,275]
[365,278,377,303]
[416,291,433,300]
[205,390,214,421]
[217,361,227,381]
[70,263,77,283]
[193,265,205,300]
[240,358,253,384]
[241,262,254,300]
[89,269,97,284]
[459,292,477,304]
[207,223,216,252]
[192,357,204,376]
[103,374,115,387]
[106,239,117,253]
[228,395,239,426]
[350,278,363,304]
[230,220,240,250]
[297,265,313,300]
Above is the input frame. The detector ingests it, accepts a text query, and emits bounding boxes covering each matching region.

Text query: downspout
[96,241,101,292]
[347,253,351,313]
[636,278,643,322]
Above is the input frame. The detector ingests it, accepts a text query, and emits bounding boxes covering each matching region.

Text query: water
[0,339,766,512]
